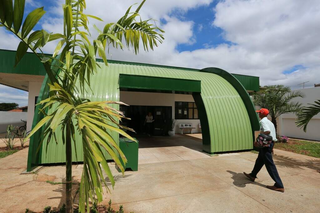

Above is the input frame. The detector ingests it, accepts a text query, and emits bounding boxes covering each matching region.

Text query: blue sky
[0,0,320,106]
[173,1,234,52]
[282,65,307,75]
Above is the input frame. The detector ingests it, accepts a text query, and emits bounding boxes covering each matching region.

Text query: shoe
[266,185,285,193]
[243,172,255,182]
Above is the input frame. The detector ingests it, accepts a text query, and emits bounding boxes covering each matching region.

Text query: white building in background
[279,87,320,141]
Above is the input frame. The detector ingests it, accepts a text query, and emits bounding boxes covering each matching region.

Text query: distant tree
[253,85,304,132]
[296,100,320,132]
[0,103,18,111]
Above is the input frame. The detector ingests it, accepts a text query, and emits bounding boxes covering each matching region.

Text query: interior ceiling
[0,73,44,91]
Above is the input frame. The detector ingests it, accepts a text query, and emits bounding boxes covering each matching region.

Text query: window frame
[175,101,199,120]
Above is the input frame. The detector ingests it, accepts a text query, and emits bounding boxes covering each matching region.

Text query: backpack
[255,133,273,148]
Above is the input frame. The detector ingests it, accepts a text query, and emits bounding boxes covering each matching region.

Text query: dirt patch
[34,174,57,182]
[0,145,28,152]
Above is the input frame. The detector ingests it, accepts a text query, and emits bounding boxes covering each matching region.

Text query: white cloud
[0,29,20,51]
[0,85,28,107]
[211,0,320,87]
[47,0,64,17]
[84,0,213,21]
[162,17,195,45]
[42,18,63,34]
[26,0,41,7]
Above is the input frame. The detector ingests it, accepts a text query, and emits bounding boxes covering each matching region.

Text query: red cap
[256,108,269,116]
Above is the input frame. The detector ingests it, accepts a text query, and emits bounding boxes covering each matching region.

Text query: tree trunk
[66,124,73,213]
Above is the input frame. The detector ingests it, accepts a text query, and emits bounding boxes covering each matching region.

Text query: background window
[175,102,198,119]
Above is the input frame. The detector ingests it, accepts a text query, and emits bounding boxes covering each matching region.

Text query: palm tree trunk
[66,124,73,213]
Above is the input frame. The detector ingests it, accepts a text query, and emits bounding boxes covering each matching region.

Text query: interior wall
[27,81,42,131]
[120,91,201,133]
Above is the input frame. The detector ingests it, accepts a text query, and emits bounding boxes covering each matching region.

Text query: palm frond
[296,100,320,132]
[100,0,164,54]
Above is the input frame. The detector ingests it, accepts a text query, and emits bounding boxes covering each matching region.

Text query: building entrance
[121,105,172,136]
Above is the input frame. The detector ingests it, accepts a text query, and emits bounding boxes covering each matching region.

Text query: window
[175,102,198,119]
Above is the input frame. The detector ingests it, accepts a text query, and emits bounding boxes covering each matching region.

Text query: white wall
[120,91,201,133]
[27,81,43,131]
[0,112,27,133]
[280,116,319,140]
[279,87,320,140]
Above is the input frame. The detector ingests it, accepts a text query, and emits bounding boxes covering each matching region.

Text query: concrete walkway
[0,135,319,212]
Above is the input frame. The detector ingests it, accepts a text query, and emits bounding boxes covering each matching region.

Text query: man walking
[244,108,284,192]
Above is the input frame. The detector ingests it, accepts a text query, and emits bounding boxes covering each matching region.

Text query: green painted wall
[232,74,260,92]
[0,49,46,76]
[119,74,201,92]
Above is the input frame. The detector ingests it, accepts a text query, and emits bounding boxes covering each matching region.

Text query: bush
[280,136,288,143]
[19,130,28,148]
[3,125,16,149]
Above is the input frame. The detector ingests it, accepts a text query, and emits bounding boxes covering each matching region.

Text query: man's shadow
[227,170,267,188]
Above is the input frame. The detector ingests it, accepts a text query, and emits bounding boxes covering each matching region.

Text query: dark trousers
[250,143,284,188]
[146,123,152,135]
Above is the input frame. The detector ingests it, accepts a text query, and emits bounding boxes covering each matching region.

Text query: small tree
[3,125,16,149]
[0,103,18,111]
[296,100,320,132]
[254,85,304,132]
[0,0,163,212]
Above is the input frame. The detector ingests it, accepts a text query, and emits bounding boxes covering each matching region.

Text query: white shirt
[260,117,277,142]
[146,115,154,123]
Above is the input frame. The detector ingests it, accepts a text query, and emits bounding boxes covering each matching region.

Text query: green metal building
[0,49,260,171]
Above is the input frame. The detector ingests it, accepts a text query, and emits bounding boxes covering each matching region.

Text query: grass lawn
[0,149,18,158]
[274,140,320,158]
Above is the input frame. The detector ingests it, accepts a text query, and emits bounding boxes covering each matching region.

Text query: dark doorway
[121,105,172,136]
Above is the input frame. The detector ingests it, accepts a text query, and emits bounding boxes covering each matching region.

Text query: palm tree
[253,85,304,133]
[0,0,164,212]
[296,100,320,132]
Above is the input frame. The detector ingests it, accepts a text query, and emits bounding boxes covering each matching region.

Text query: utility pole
[298,81,309,89]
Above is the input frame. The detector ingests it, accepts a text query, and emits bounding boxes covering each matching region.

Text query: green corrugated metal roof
[31,62,258,166]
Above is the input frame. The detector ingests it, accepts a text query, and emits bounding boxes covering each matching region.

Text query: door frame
[119,74,211,153]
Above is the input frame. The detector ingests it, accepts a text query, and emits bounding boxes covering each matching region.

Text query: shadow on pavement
[227,170,267,188]
[273,155,320,172]
[137,134,203,152]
